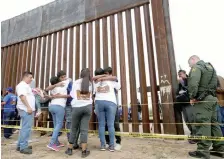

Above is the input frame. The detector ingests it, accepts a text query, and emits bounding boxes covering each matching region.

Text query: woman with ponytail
[65,68,92,158]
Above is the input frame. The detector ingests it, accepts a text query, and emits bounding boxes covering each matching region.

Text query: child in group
[33,88,51,136]
[47,76,71,151]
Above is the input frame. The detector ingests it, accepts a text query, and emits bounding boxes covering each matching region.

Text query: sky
[0,0,223,77]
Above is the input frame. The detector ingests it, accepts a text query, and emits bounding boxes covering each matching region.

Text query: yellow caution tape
[2,125,224,141]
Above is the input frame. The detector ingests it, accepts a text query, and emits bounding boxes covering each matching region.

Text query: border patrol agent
[187,55,224,159]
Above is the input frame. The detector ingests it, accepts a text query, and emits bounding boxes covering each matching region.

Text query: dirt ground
[1,131,221,159]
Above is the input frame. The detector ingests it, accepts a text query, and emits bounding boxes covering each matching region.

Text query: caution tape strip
[2,125,224,141]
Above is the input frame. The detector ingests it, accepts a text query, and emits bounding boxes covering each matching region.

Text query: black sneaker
[17,146,32,151]
[73,145,79,150]
[188,139,197,144]
[108,146,115,152]
[188,151,210,159]
[65,148,73,156]
[20,148,32,154]
[81,150,90,158]
[210,149,224,158]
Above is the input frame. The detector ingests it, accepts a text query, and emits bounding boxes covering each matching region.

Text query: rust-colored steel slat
[88,22,93,77]
[45,34,52,87]
[117,12,129,132]
[1,48,7,89]
[40,36,47,89]
[151,0,177,134]
[125,10,139,132]
[11,44,19,89]
[21,41,28,72]
[69,28,74,79]
[102,17,108,68]
[134,7,150,133]
[82,23,87,69]
[95,20,100,69]
[5,46,13,88]
[110,15,117,76]
[31,39,37,76]
[16,43,24,84]
[35,38,42,87]
[51,33,57,77]
[143,4,161,133]
[26,40,32,70]
[88,22,95,130]
[57,31,62,72]
[63,29,68,72]
[8,45,15,87]
[75,25,80,80]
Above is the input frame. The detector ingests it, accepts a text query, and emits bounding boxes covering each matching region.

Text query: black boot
[73,144,79,150]
[81,150,90,158]
[189,151,210,159]
[210,148,224,158]
[65,148,73,156]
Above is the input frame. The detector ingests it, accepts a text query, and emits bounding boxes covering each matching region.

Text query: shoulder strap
[206,62,215,87]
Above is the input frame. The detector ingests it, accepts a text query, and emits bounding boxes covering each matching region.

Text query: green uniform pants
[194,95,224,156]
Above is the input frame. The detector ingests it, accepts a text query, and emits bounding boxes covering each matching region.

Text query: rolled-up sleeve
[17,85,27,97]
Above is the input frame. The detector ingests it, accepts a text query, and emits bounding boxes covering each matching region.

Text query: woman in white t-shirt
[47,76,71,152]
[93,68,120,152]
[65,68,92,158]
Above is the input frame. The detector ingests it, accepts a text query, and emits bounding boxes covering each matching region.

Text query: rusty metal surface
[26,40,32,71]
[102,17,108,68]
[88,22,93,76]
[16,43,24,84]
[63,29,68,72]
[11,44,19,88]
[45,34,52,87]
[21,41,28,74]
[51,33,57,77]
[69,28,74,78]
[57,31,62,72]
[31,39,37,76]
[35,38,42,87]
[110,15,117,76]
[5,46,12,87]
[40,36,46,89]
[125,10,139,132]
[95,20,100,69]
[143,4,161,133]
[134,7,150,133]
[1,48,7,89]
[151,0,177,134]
[88,22,96,130]
[82,24,87,69]
[8,46,15,87]
[3,47,9,89]
[117,12,129,132]
[75,25,80,80]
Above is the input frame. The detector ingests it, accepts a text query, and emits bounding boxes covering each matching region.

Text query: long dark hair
[80,68,91,94]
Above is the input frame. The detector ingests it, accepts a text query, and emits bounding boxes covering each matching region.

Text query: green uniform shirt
[188,60,217,99]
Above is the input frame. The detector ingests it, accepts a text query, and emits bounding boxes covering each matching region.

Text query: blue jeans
[95,100,117,147]
[65,104,72,140]
[17,110,34,150]
[3,111,16,138]
[49,105,65,145]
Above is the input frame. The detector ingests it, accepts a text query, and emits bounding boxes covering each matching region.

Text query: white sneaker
[106,144,109,149]
[114,144,122,151]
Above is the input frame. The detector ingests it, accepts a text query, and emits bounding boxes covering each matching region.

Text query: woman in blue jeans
[47,76,70,151]
[93,68,121,152]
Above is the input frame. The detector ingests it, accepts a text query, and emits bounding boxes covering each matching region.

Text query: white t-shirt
[16,81,36,112]
[50,79,70,107]
[94,81,120,105]
[70,79,92,107]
